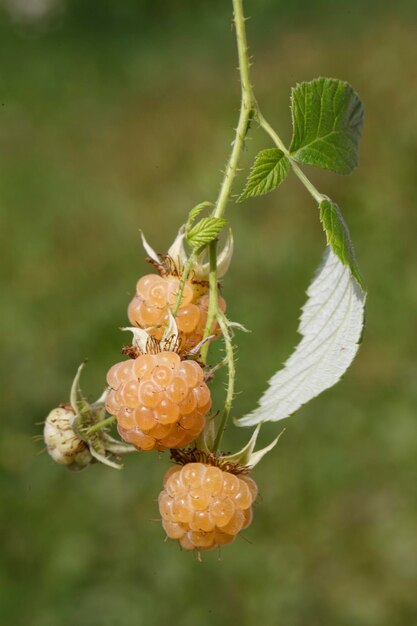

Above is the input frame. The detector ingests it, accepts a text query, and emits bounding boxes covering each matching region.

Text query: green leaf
[319,197,365,290]
[185,201,212,233]
[290,78,364,174]
[238,148,290,201]
[187,217,227,250]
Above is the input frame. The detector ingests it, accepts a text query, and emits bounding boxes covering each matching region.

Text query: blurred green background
[1,1,417,624]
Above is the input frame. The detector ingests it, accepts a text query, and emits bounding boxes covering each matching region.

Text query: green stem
[172,252,196,318]
[200,0,255,446]
[213,0,255,220]
[202,0,255,362]
[103,441,137,455]
[254,109,325,204]
[86,415,116,436]
[206,356,228,379]
[200,240,219,363]
[213,313,235,452]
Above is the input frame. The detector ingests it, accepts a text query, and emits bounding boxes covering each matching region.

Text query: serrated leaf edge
[238,148,290,202]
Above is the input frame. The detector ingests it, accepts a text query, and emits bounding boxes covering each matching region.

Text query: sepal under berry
[70,362,136,469]
[123,309,179,354]
[221,423,285,468]
[140,227,233,281]
[193,229,234,281]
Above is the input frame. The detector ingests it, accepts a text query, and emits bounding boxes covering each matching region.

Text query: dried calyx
[141,228,233,281]
[43,363,135,470]
[122,311,213,361]
[170,447,251,476]
[170,421,284,471]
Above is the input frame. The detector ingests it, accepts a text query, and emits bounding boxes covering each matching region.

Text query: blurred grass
[1,1,417,625]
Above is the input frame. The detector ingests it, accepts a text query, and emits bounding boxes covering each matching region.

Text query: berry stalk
[86,415,116,436]
[171,251,197,319]
[200,240,219,364]
[212,312,235,452]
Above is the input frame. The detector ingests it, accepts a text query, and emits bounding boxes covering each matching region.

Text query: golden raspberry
[127,274,226,351]
[158,462,257,552]
[105,352,211,451]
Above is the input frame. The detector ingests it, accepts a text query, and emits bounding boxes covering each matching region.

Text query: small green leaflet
[319,197,365,290]
[290,78,364,174]
[185,201,212,233]
[238,148,290,202]
[187,216,227,250]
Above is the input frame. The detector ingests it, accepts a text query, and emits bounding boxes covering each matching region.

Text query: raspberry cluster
[128,274,225,351]
[45,237,261,553]
[158,462,257,551]
[106,352,211,451]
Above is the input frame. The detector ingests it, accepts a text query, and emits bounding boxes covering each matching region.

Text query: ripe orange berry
[127,273,226,351]
[158,462,257,552]
[105,352,211,451]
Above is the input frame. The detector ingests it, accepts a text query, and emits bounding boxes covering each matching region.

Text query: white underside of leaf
[237,247,366,426]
